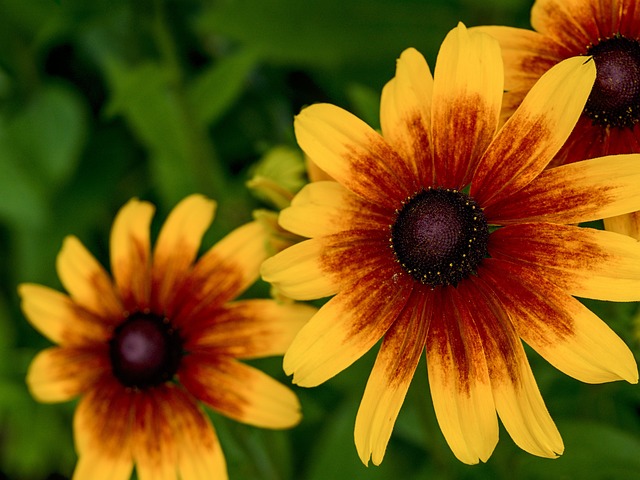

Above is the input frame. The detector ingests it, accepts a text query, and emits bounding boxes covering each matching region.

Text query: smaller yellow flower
[20,194,315,480]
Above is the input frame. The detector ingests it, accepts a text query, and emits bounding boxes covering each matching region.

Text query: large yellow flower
[474,0,640,238]
[20,194,315,480]
[262,24,640,466]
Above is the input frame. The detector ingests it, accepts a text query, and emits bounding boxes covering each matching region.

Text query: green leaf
[9,84,87,187]
[187,49,259,126]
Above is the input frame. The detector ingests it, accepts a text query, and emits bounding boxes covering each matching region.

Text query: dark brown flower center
[585,34,640,128]
[390,187,489,287]
[109,312,183,388]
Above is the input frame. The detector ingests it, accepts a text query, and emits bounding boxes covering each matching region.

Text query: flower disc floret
[391,187,489,287]
[109,312,183,388]
[585,35,640,128]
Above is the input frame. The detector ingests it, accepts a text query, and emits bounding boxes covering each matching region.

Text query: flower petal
[603,211,640,241]
[56,236,122,322]
[486,154,640,225]
[110,198,154,312]
[172,221,267,325]
[160,386,227,480]
[355,289,430,466]
[489,222,640,301]
[279,181,390,239]
[181,355,301,429]
[18,284,109,345]
[431,23,503,188]
[130,391,177,480]
[283,266,413,387]
[260,239,340,301]
[531,0,615,51]
[470,26,565,120]
[151,195,216,314]
[186,299,315,359]
[482,258,638,384]
[27,347,108,403]
[380,47,434,185]
[73,379,134,480]
[426,286,498,464]
[294,103,414,209]
[469,275,564,458]
[471,56,596,206]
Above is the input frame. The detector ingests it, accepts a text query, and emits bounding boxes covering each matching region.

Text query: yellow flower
[261,23,640,466]
[474,0,640,238]
[20,194,316,480]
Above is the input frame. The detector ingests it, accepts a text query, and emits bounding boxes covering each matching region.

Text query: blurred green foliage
[0,0,638,479]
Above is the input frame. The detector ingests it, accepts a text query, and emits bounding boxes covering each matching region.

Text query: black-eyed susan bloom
[474,0,640,238]
[20,194,315,480]
[261,23,640,466]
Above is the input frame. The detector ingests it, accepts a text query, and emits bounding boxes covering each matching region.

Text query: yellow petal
[471,55,596,206]
[489,223,640,302]
[261,239,340,301]
[56,236,122,321]
[427,286,498,464]
[531,0,606,50]
[283,271,413,387]
[470,275,564,458]
[483,258,638,384]
[18,284,108,345]
[160,386,228,480]
[294,103,413,209]
[181,356,301,429]
[280,181,389,239]
[152,194,216,313]
[172,221,268,324]
[380,47,434,185]
[604,211,640,241]
[27,347,108,403]
[355,290,429,466]
[110,198,154,311]
[73,380,134,479]
[432,23,503,187]
[187,299,315,359]
[486,154,640,225]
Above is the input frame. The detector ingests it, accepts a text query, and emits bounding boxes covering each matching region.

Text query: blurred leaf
[345,82,381,129]
[187,49,259,126]
[9,84,88,187]
[197,0,453,70]
[515,420,640,480]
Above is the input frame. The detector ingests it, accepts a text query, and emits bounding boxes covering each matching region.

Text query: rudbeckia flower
[20,194,315,480]
[473,0,640,238]
[261,23,640,466]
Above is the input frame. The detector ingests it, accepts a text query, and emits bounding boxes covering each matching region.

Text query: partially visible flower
[473,0,640,238]
[20,194,315,480]
[262,24,640,466]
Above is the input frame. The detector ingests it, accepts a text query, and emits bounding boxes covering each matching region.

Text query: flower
[20,194,315,480]
[473,0,640,238]
[261,23,640,466]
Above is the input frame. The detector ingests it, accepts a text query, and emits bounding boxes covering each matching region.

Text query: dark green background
[1,1,639,479]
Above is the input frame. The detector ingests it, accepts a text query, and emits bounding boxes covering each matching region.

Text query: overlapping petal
[486,154,640,225]
[110,199,154,312]
[186,299,315,359]
[18,284,108,345]
[380,47,434,185]
[355,288,431,466]
[56,236,122,322]
[481,258,638,384]
[471,55,595,206]
[431,23,503,188]
[294,104,415,208]
[27,347,108,403]
[604,211,640,240]
[152,195,216,314]
[489,222,640,301]
[426,287,498,464]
